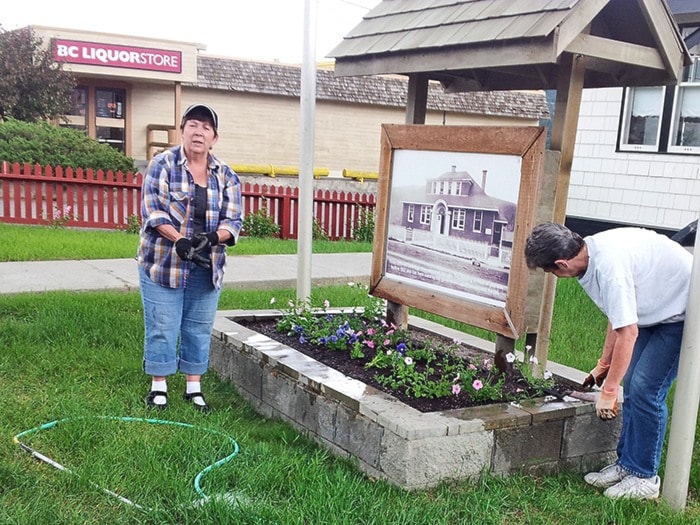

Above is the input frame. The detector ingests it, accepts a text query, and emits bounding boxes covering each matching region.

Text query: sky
[0,0,378,64]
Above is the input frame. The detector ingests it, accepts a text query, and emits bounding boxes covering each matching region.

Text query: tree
[0,26,75,122]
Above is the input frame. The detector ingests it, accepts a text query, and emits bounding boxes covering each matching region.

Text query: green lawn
[1,224,698,524]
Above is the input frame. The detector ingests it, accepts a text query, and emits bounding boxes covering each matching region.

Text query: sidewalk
[0,253,373,294]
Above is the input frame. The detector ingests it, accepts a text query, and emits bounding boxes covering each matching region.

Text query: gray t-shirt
[578,228,692,329]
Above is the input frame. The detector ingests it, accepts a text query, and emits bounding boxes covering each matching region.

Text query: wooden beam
[535,52,586,366]
[565,33,666,70]
[636,0,688,81]
[333,40,558,78]
[554,0,611,56]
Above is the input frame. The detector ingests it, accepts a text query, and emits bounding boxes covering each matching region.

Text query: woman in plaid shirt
[137,104,242,412]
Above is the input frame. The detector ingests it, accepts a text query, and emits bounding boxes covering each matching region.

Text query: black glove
[174,237,211,269]
[192,231,219,252]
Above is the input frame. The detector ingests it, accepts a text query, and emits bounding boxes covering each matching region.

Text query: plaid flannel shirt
[137,146,242,289]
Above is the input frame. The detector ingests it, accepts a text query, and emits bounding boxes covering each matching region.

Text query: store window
[618,55,700,155]
[59,86,128,153]
[61,86,88,132]
[95,88,126,152]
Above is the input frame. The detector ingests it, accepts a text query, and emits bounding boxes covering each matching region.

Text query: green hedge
[0,118,136,173]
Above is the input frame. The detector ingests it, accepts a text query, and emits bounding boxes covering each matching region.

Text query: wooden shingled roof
[329,0,691,91]
[195,56,549,120]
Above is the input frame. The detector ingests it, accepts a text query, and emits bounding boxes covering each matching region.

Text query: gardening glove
[582,358,610,389]
[175,237,211,269]
[192,231,219,252]
[595,389,618,421]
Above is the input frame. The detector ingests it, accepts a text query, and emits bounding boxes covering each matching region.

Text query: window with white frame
[473,210,483,232]
[407,203,415,222]
[669,58,700,153]
[420,205,431,225]
[619,86,665,152]
[618,53,700,155]
[451,208,466,230]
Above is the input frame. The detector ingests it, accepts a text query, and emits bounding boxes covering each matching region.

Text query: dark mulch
[238,318,578,413]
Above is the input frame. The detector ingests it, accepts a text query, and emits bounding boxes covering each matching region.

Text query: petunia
[323,299,330,309]
[365,340,375,349]
[543,370,553,380]
[505,352,516,363]
[404,356,414,365]
[452,384,461,395]
[472,380,483,391]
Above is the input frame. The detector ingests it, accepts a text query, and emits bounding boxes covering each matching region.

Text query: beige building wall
[146,88,542,175]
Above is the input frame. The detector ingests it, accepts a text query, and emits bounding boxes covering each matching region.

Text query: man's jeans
[139,264,221,377]
[618,321,684,478]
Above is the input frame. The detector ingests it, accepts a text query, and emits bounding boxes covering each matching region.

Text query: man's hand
[582,358,610,389]
[174,237,211,269]
[596,390,618,420]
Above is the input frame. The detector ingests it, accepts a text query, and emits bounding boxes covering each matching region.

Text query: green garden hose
[13,415,240,510]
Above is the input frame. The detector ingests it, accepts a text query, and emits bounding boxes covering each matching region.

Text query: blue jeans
[139,265,221,377]
[617,321,684,478]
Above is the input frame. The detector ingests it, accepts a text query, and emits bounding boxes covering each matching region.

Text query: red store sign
[53,38,182,73]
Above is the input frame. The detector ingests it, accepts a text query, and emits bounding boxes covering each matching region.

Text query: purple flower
[396,343,407,355]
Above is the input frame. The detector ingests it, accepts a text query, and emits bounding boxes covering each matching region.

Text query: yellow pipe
[342,169,378,182]
[231,164,329,178]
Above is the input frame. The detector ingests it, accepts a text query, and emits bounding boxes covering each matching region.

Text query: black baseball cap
[181,104,218,134]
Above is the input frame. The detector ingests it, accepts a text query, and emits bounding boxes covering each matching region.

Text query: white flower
[529,356,538,365]
[270,297,276,304]
[543,370,553,380]
[505,352,516,363]
[323,299,330,309]
[404,357,414,366]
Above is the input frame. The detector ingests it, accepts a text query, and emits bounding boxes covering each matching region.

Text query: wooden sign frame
[371,124,546,338]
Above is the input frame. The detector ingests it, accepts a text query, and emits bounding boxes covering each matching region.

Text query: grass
[0,223,373,261]
[1,224,699,524]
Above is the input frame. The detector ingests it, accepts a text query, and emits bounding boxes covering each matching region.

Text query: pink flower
[452,384,461,395]
[469,364,477,370]
[383,339,390,345]
[366,328,376,335]
[472,380,483,391]
[364,340,375,349]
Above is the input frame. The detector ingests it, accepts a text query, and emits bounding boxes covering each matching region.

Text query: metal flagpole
[663,223,700,511]
[297,0,317,302]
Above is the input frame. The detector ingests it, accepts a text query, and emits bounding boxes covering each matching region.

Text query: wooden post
[534,53,586,365]
[387,73,429,329]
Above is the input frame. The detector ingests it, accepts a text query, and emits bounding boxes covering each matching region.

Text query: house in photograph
[399,166,516,266]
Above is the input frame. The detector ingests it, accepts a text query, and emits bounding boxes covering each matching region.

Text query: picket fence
[0,162,376,240]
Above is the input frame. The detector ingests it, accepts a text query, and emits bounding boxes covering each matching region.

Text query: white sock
[186,381,206,406]
[151,379,167,406]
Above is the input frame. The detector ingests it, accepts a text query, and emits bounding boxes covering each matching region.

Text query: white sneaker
[584,463,629,488]
[603,475,660,500]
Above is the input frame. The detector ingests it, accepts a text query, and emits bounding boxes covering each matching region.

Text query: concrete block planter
[210,310,621,490]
